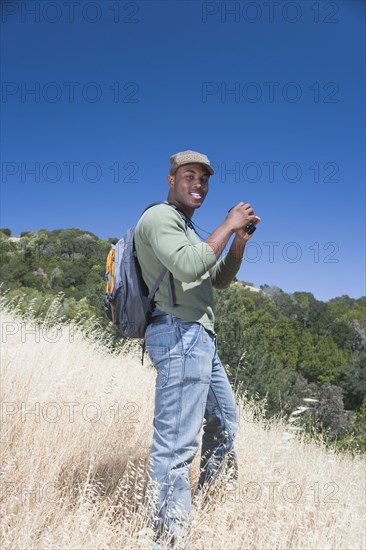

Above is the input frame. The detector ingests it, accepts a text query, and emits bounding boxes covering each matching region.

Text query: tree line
[1,227,365,453]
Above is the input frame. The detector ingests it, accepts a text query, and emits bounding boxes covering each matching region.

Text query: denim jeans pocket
[146,345,170,388]
[178,323,206,356]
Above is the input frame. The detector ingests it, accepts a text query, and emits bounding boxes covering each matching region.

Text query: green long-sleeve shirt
[134,202,242,333]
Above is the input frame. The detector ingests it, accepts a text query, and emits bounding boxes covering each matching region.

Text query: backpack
[103,202,176,339]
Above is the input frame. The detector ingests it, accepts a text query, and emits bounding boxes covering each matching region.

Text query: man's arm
[204,202,259,259]
[138,202,259,285]
[208,207,261,289]
[228,228,258,259]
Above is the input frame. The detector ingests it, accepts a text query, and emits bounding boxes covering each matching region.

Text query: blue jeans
[144,315,238,542]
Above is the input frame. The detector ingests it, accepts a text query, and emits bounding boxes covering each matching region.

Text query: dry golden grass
[1,309,365,550]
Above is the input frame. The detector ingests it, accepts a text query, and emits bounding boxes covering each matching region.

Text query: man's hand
[225,202,257,232]
[228,204,261,259]
[205,201,261,260]
[236,215,261,242]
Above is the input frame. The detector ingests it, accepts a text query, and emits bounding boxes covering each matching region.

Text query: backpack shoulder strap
[142,200,195,232]
[142,201,166,215]
[147,266,168,302]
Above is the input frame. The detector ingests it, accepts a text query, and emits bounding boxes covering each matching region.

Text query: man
[134,150,260,545]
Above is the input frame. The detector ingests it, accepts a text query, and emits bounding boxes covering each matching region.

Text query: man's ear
[167,175,175,189]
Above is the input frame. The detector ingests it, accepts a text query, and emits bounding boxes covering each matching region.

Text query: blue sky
[1,0,365,301]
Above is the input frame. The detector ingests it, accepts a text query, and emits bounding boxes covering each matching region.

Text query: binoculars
[243,221,256,235]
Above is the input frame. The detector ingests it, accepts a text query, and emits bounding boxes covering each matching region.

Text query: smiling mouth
[189,192,203,200]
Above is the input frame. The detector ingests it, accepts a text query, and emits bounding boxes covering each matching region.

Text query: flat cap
[169,150,214,176]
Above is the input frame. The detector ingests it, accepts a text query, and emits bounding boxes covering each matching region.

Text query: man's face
[167,163,210,216]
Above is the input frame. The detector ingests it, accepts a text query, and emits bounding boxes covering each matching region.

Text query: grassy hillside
[1,227,365,452]
[1,309,365,549]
